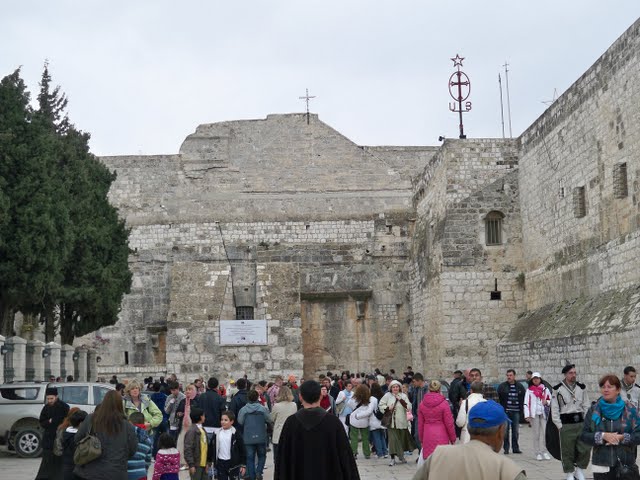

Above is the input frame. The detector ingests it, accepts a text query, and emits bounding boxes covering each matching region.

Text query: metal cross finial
[299,88,316,124]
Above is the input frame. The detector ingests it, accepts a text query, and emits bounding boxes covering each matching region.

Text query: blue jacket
[237,402,272,445]
[127,425,152,480]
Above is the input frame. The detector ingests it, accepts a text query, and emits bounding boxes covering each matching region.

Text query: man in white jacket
[456,381,486,443]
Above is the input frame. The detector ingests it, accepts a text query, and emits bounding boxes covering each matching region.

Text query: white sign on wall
[219,320,268,345]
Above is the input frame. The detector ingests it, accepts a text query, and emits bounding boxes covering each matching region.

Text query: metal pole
[457,71,465,139]
[503,62,513,138]
[498,73,505,138]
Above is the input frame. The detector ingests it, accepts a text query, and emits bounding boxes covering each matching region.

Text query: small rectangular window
[613,163,628,198]
[490,291,502,301]
[124,351,129,365]
[573,187,586,218]
[485,217,502,245]
[236,306,254,320]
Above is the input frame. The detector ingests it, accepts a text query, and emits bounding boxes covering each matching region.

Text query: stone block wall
[410,139,524,381]
[519,18,640,309]
[88,114,435,380]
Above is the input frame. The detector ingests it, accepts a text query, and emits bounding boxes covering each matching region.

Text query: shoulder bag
[73,421,102,465]
[381,399,398,428]
[617,454,640,480]
[345,402,362,427]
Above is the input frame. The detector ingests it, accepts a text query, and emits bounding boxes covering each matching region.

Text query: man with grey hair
[412,400,526,479]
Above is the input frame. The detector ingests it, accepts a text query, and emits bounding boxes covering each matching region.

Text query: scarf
[320,395,331,411]
[592,395,626,426]
[528,384,547,401]
[183,391,196,429]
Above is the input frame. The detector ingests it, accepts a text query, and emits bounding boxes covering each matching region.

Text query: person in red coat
[418,380,456,459]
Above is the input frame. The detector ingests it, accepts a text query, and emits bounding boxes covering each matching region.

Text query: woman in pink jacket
[417,380,456,459]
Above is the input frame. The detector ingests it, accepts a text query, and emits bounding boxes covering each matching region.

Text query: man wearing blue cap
[412,400,526,479]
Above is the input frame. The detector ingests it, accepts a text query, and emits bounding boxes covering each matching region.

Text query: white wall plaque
[219,320,268,345]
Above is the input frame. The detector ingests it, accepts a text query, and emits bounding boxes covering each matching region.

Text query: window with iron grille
[573,186,586,218]
[613,163,628,198]
[236,306,254,320]
[485,211,504,246]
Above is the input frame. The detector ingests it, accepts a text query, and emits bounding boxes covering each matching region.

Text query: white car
[0,381,114,457]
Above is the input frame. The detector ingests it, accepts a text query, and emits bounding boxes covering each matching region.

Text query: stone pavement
[0,425,595,479]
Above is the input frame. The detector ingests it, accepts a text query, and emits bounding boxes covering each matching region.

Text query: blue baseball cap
[468,400,512,429]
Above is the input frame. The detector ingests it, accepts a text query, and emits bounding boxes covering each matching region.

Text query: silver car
[0,381,114,457]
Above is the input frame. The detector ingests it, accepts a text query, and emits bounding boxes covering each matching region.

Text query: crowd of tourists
[33,364,640,480]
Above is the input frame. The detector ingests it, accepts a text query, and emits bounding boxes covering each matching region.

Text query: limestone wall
[410,139,524,381]
[498,18,640,388]
[519,18,640,310]
[88,113,434,379]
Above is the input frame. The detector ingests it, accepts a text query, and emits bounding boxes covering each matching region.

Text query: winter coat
[581,398,640,468]
[164,391,186,432]
[123,394,163,428]
[183,424,207,469]
[229,390,248,433]
[455,392,486,444]
[237,401,272,445]
[523,385,551,418]
[378,392,411,429]
[497,381,526,414]
[368,397,385,431]
[61,427,78,480]
[73,414,138,480]
[335,389,354,417]
[150,391,169,423]
[348,397,374,429]
[211,427,246,469]
[198,389,227,428]
[274,407,360,480]
[418,392,456,458]
[39,400,70,450]
[270,401,298,444]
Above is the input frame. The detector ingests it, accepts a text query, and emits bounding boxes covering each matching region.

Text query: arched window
[485,211,504,246]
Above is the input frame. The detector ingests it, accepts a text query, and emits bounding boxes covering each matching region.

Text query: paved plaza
[0,424,595,479]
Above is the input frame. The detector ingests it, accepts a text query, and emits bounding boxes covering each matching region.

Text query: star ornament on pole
[448,53,472,139]
[451,54,465,68]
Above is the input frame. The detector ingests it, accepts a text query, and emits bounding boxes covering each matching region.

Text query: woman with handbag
[378,379,415,466]
[74,390,138,480]
[369,382,388,458]
[580,374,640,480]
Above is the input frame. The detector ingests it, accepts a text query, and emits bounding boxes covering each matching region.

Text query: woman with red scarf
[320,385,336,414]
[176,383,198,470]
[524,372,552,461]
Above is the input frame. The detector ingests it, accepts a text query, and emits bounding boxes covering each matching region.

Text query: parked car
[0,381,114,458]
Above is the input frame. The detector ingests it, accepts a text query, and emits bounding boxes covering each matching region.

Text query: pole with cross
[299,88,316,124]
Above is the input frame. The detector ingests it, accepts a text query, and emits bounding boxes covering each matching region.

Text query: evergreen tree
[0,65,132,341]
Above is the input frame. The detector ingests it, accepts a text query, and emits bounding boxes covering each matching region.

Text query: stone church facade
[85,18,640,390]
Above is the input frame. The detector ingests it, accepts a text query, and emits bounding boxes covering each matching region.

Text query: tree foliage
[0,65,131,343]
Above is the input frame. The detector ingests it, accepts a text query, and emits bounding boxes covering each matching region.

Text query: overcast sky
[2,2,639,156]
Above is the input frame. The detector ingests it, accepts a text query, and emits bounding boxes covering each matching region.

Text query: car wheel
[14,428,42,458]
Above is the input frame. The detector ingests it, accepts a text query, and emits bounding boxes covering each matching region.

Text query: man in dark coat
[36,387,70,479]
[230,378,249,434]
[274,380,360,480]
[198,377,227,431]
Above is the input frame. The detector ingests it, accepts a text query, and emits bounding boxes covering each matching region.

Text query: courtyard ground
[0,424,594,479]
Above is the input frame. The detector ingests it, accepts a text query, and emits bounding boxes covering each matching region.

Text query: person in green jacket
[123,379,163,431]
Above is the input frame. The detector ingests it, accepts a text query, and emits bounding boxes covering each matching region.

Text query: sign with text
[219,320,268,345]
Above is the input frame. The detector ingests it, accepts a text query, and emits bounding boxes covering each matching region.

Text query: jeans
[152,420,168,457]
[370,429,388,457]
[503,411,520,452]
[245,443,266,479]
